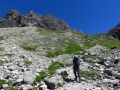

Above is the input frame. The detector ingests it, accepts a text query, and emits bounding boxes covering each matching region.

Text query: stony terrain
[0,26,119,90]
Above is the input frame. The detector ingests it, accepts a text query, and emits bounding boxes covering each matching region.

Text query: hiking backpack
[73,57,80,66]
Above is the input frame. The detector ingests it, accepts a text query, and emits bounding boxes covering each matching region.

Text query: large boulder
[104,69,113,76]
[44,74,63,89]
[23,72,36,84]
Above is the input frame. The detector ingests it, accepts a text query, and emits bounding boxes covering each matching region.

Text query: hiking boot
[78,77,81,83]
[78,80,81,83]
[74,77,77,80]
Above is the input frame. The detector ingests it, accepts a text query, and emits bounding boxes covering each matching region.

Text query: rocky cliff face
[106,23,120,40]
[0,9,70,31]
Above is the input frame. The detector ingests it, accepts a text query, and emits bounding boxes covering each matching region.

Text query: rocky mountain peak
[0,9,70,31]
[28,10,35,15]
[4,9,21,20]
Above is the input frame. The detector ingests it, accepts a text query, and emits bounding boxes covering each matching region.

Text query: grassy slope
[20,28,120,58]
[20,28,85,57]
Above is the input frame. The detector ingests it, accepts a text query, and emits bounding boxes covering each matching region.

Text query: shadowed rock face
[107,23,120,40]
[0,9,70,31]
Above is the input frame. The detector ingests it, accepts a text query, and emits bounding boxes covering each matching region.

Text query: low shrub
[48,61,64,75]
[36,71,49,82]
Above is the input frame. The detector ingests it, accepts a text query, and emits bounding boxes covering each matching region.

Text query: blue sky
[0,0,120,35]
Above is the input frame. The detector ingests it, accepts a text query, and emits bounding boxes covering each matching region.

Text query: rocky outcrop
[106,23,120,40]
[0,9,70,31]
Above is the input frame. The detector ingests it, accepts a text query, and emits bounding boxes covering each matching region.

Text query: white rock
[2,84,8,88]
[40,84,48,89]
[44,74,63,89]
[92,87,101,90]
[16,78,23,82]
[11,70,19,74]
[23,72,36,84]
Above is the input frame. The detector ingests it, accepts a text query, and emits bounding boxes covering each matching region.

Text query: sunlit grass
[23,60,32,66]
[46,39,83,57]
[0,80,12,86]
[81,70,101,79]
[21,43,37,52]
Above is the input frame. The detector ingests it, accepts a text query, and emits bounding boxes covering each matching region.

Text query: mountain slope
[0,27,119,90]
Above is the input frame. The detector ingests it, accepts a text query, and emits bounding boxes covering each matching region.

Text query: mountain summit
[0,9,71,31]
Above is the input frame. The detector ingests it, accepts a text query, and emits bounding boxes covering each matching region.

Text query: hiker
[72,55,81,83]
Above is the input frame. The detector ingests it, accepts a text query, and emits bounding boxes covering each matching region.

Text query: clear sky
[0,0,120,35]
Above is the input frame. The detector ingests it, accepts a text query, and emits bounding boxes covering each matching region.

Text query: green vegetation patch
[23,60,32,66]
[48,61,64,75]
[65,39,83,53]
[0,60,9,66]
[84,55,103,63]
[0,47,4,51]
[36,71,49,82]
[21,30,27,33]
[35,61,65,82]
[37,28,64,36]
[46,39,83,57]
[21,43,37,52]
[11,88,19,90]
[115,75,120,80]
[0,61,4,66]
[100,49,111,53]
[83,40,96,49]
[35,61,101,83]
[4,54,13,57]
[84,34,120,49]
[0,80,12,86]
[85,55,97,60]
[46,49,64,58]
[102,40,120,49]
[81,70,101,79]
[0,36,4,41]
[90,34,103,40]
[36,28,53,36]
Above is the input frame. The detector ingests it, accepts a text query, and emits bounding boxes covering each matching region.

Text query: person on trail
[72,55,81,83]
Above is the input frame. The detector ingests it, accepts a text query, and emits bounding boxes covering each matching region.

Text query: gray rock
[88,50,97,55]
[8,66,16,71]
[20,84,33,90]
[23,72,36,84]
[39,82,48,90]
[104,69,113,76]
[2,84,8,88]
[44,74,63,89]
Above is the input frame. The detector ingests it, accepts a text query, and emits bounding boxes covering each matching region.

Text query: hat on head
[74,55,79,58]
